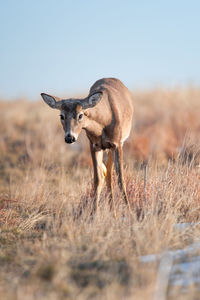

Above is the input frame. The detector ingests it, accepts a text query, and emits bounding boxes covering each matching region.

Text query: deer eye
[78,113,83,122]
[60,114,64,120]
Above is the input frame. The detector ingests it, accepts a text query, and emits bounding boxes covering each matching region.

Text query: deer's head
[41,92,103,144]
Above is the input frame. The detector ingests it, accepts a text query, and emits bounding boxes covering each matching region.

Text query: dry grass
[0,88,200,299]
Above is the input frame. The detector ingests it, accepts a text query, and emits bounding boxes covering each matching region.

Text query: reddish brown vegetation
[0,88,200,299]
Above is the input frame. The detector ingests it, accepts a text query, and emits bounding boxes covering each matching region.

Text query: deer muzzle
[65,133,76,144]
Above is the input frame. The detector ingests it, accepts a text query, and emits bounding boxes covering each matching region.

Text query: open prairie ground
[0,88,200,300]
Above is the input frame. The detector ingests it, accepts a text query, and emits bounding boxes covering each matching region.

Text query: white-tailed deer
[41,78,133,212]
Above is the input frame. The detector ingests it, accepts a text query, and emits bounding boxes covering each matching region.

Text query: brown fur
[41,78,134,212]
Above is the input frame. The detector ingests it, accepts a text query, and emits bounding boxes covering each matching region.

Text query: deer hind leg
[113,144,130,209]
[90,143,106,213]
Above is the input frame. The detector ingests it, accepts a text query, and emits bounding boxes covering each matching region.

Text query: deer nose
[65,134,75,144]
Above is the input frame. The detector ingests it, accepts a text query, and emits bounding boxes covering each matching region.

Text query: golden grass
[0,88,200,299]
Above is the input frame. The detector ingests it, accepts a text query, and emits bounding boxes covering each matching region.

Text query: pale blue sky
[0,0,200,100]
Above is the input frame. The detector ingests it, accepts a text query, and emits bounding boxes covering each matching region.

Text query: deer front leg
[106,150,114,208]
[113,145,130,208]
[90,143,106,213]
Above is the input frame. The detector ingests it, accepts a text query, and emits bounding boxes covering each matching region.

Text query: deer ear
[80,92,103,109]
[41,93,62,109]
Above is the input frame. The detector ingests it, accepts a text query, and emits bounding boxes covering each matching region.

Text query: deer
[41,78,133,213]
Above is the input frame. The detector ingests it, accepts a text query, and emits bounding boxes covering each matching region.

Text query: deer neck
[83,117,104,138]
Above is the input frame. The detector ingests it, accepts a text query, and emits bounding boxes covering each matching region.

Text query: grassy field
[0,88,200,299]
